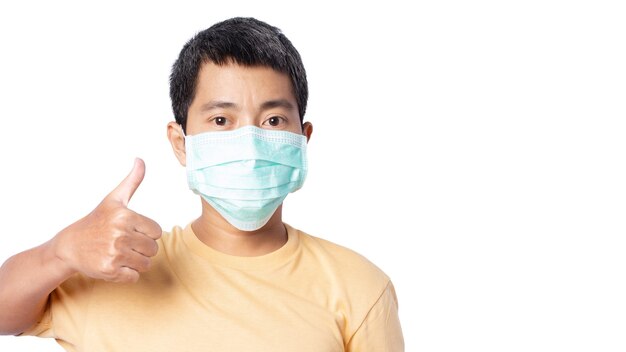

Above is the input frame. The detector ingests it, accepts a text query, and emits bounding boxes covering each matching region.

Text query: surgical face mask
[184,125,308,231]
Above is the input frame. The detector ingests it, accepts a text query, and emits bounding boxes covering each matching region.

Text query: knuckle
[111,208,132,224]
[98,259,116,276]
[107,241,121,256]
[111,231,130,251]
[117,269,139,283]
[129,273,140,283]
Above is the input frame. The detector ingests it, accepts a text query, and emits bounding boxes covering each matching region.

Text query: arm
[0,239,75,335]
[0,158,162,335]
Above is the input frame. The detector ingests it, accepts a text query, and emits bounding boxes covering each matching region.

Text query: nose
[237,113,257,128]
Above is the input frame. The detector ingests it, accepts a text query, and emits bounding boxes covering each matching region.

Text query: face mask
[184,125,308,231]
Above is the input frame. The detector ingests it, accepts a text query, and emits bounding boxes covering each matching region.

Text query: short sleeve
[18,273,94,343]
[18,295,53,337]
[346,281,405,352]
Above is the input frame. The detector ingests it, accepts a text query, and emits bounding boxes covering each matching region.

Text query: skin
[0,60,312,335]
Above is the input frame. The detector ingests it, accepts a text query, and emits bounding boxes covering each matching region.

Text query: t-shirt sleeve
[19,273,94,342]
[345,281,405,352]
[18,295,53,337]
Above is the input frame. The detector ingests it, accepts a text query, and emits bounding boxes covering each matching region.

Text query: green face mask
[185,126,308,231]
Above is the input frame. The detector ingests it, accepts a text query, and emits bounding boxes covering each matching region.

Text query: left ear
[302,122,313,142]
[167,121,187,166]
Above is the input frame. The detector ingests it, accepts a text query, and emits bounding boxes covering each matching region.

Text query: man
[0,17,404,351]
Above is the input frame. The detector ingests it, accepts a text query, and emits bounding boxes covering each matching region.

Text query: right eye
[212,116,227,126]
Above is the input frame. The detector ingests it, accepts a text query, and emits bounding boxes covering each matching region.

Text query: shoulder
[295,226,390,285]
[287,224,393,325]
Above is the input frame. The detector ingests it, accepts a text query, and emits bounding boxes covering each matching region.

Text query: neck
[191,199,288,257]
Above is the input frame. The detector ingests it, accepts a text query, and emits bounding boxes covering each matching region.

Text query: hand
[53,158,162,283]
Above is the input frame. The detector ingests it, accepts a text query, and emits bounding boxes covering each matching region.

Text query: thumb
[107,158,146,206]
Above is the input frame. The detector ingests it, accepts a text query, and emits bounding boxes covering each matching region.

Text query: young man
[0,17,404,351]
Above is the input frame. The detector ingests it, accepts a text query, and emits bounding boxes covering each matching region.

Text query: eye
[264,116,284,127]
[268,116,280,126]
[212,116,227,126]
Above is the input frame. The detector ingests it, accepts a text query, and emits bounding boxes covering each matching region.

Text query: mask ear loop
[180,124,187,138]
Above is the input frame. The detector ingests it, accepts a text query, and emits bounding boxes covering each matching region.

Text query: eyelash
[210,116,228,126]
[207,116,286,127]
[264,116,285,126]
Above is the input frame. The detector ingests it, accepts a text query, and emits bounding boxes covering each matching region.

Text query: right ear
[167,121,186,166]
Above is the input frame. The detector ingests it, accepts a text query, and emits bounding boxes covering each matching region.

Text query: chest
[77,275,346,352]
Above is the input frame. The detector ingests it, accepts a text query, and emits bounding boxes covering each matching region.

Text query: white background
[0,1,625,351]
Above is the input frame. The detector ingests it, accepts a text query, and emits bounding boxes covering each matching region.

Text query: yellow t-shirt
[23,223,404,351]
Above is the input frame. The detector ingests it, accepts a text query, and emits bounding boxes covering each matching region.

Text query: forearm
[0,239,75,335]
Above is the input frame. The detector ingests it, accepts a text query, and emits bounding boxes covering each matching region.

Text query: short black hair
[169,17,308,133]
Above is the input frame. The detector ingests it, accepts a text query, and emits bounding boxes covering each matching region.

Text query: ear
[167,121,187,166]
[302,122,313,142]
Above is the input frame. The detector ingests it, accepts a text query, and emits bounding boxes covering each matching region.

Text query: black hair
[169,17,308,133]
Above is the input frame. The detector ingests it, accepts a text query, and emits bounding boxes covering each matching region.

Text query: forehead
[194,61,296,102]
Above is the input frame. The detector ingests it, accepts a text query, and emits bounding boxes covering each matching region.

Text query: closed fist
[53,158,162,283]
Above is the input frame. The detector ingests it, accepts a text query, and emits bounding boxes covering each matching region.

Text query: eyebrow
[260,99,296,112]
[199,100,238,112]
[199,99,296,112]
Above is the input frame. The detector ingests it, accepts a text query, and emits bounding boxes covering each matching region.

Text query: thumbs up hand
[52,158,162,283]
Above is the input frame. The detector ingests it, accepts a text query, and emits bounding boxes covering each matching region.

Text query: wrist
[44,231,78,280]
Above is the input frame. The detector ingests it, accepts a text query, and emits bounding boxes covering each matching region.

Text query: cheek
[285,125,303,135]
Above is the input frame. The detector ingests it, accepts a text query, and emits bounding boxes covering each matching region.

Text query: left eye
[267,116,281,126]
